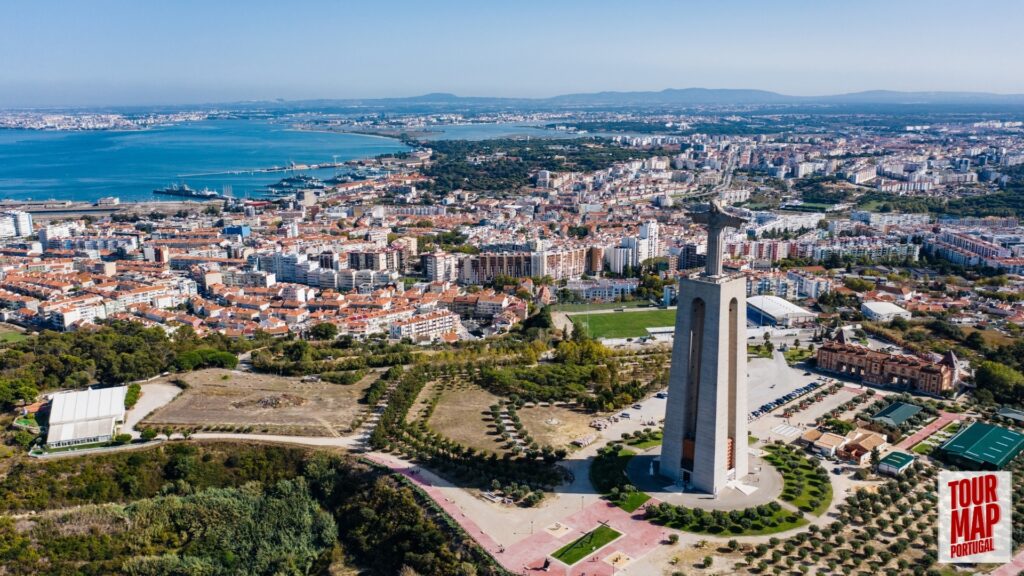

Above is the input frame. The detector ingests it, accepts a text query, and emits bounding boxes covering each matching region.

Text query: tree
[12,430,35,448]
[964,330,987,351]
[974,361,1024,404]
[888,316,909,331]
[140,428,158,441]
[844,277,874,292]
[309,323,338,341]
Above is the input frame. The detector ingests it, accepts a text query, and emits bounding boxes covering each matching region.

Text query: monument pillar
[661,200,748,494]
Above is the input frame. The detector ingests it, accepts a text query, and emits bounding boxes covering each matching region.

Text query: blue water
[0,119,410,202]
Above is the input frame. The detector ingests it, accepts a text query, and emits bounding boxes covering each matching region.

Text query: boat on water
[153,184,222,200]
[269,174,325,189]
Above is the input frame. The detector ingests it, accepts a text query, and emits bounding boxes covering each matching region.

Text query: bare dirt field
[517,404,595,449]
[141,368,375,436]
[428,384,508,455]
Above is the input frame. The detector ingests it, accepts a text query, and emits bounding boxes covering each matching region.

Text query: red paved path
[365,452,670,575]
[896,411,958,450]
[991,548,1024,575]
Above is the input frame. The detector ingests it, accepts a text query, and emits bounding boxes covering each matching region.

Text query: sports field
[570,309,676,339]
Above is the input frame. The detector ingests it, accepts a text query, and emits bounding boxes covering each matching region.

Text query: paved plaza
[626,447,784,510]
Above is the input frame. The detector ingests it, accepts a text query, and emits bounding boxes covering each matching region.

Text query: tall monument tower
[661,199,749,494]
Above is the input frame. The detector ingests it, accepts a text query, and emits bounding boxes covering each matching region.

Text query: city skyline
[4,0,1024,107]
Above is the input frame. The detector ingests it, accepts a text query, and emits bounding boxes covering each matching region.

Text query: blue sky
[2,0,1023,107]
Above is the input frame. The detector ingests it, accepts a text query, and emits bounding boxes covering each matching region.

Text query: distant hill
[60,88,1024,114]
[260,88,1024,110]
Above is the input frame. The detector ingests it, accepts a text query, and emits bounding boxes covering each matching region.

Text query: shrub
[124,382,142,409]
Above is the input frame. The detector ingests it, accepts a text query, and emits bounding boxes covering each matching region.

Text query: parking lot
[747,350,820,413]
[780,386,863,427]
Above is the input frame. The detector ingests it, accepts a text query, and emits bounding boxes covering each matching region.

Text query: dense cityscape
[4,1,1024,575]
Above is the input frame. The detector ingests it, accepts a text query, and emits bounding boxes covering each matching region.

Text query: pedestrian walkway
[991,548,1024,575]
[896,411,958,450]
[772,423,802,438]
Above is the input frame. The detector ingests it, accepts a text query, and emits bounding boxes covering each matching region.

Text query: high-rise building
[0,210,33,238]
[662,201,748,495]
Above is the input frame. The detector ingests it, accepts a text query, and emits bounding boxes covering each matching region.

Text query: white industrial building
[861,301,912,323]
[747,295,817,327]
[45,386,127,448]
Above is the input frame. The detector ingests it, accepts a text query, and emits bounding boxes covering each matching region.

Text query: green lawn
[627,431,663,450]
[551,525,622,565]
[747,344,773,359]
[628,438,662,450]
[618,491,651,513]
[590,446,653,512]
[570,309,677,339]
[0,331,27,343]
[783,347,814,365]
[14,416,37,428]
[941,422,961,434]
[913,442,935,455]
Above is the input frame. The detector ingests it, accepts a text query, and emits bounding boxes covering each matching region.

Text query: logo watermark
[938,471,1012,563]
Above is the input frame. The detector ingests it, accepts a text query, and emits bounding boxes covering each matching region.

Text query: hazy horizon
[4,0,1024,107]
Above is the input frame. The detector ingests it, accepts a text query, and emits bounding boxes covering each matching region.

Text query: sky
[2,0,1023,107]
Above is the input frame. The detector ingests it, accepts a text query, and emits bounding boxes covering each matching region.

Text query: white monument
[661,199,749,494]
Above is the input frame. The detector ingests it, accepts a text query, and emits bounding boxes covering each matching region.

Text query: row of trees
[369,364,567,492]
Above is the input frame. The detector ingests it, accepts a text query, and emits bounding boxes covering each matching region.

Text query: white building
[421,252,460,283]
[0,210,33,238]
[861,301,912,322]
[389,310,461,342]
[564,278,639,301]
[747,295,817,327]
[45,386,127,448]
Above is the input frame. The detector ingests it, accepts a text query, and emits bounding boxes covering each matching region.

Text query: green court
[570,309,677,339]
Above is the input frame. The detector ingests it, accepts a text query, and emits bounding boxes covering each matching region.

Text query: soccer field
[570,309,677,339]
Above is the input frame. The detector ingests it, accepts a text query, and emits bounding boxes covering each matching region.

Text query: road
[123,382,182,437]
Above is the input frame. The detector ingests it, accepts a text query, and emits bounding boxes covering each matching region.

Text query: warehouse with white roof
[860,301,912,323]
[45,386,127,448]
[747,295,817,327]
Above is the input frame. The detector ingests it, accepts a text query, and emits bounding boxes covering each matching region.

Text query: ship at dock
[153,184,222,200]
